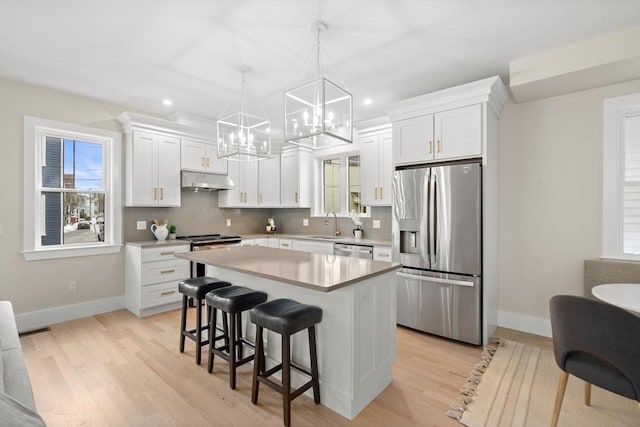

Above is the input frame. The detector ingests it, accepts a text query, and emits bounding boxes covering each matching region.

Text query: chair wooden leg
[229,313,237,389]
[236,313,243,360]
[195,298,202,365]
[551,371,569,427]
[179,295,188,353]
[282,334,291,427]
[251,326,263,404]
[584,382,591,406]
[208,306,216,374]
[308,326,320,404]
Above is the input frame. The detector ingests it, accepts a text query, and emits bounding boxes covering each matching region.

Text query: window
[23,117,122,260]
[603,93,640,260]
[319,153,365,215]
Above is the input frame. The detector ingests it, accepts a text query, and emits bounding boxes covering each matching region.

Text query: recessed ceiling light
[162,99,173,106]
[363,98,373,106]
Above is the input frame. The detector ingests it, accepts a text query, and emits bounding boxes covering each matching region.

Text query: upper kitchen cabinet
[388,76,508,166]
[359,126,393,206]
[127,130,181,207]
[181,138,227,174]
[258,155,280,207]
[281,148,312,208]
[218,160,258,207]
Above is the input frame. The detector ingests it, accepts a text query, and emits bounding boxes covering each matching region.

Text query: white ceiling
[2,0,640,136]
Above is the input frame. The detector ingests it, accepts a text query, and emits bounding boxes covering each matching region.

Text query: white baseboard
[15,296,125,333]
[498,310,552,338]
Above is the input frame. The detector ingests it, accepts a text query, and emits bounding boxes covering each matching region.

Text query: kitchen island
[176,246,400,420]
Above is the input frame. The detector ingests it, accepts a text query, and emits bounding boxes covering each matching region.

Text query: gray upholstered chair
[549,295,640,427]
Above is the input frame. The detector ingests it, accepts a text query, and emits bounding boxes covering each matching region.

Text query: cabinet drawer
[279,239,293,250]
[142,244,190,262]
[373,247,392,261]
[141,282,182,309]
[142,259,189,286]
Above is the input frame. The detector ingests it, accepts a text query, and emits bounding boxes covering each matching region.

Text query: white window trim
[602,93,640,261]
[23,116,122,261]
[312,147,370,218]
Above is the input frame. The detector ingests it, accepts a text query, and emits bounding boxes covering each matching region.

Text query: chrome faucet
[325,211,340,236]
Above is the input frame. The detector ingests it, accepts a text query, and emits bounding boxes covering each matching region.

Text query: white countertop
[125,240,190,248]
[592,283,640,313]
[176,245,400,292]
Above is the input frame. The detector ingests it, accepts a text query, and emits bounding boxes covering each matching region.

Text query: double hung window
[320,153,366,215]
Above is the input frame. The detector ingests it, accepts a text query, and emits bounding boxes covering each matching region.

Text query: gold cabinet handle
[201,157,205,167]
[436,140,441,153]
[295,192,299,203]
[374,188,378,200]
[161,290,176,296]
[206,157,210,167]
[153,187,158,200]
[259,193,263,204]
[380,187,383,199]
[160,251,175,256]
[282,243,289,247]
[379,252,390,258]
[160,187,164,200]
[160,269,176,274]
[428,141,432,154]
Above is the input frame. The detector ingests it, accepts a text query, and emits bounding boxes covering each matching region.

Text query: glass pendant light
[284,22,353,149]
[217,67,271,161]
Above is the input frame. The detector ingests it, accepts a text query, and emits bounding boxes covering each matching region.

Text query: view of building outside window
[41,136,105,246]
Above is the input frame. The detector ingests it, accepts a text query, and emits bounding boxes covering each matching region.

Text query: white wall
[498,78,640,336]
[0,77,133,327]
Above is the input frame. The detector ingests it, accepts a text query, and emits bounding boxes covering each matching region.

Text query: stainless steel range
[178,234,242,277]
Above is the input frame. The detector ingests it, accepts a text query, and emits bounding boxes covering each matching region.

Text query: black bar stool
[250,298,322,427]
[205,286,267,389]
[178,277,231,365]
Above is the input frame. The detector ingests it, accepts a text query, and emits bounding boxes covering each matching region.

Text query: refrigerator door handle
[396,272,475,287]
[428,173,436,265]
[433,178,438,259]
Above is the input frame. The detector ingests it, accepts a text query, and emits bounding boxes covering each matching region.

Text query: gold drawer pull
[427,141,432,154]
[282,243,289,247]
[436,139,441,153]
[161,290,176,296]
[153,187,158,200]
[160,187,164,200]
[160,251,175,256]
[379,253,390,257]
[160,269,176,274]
[380,187,383,199]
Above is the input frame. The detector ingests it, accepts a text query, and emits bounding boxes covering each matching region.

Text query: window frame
[313,148,369,218]
[602,93,640,260]
[23,116,122,260]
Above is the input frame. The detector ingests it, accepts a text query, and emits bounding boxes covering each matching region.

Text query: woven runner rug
[447,339,640,427]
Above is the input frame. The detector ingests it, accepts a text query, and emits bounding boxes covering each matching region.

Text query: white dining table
[592,283,640,313]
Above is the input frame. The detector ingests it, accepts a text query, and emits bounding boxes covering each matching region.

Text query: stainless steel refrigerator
[392,161,482,345]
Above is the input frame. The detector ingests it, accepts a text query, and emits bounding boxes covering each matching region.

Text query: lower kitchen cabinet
[291,239,334,254]
[373,246,392,261]
[125,243,190,317]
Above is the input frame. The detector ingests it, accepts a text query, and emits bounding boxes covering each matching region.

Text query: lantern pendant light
[217,67,271,161]
[284,22,353,149]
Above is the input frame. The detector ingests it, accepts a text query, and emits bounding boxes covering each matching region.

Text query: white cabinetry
[291,239,334,254]
[181,138,227,174]
[359,128,393,206]
[126,130,181,207]
[373,246,392,261]
[258,156,280,207]
[125,243,190,317]
[279,239,293,250]
[281,149,312,207]
[219,161,258,207]
[393,104,481,165]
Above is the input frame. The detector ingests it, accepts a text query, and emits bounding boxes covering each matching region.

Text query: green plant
[168,224,177,234]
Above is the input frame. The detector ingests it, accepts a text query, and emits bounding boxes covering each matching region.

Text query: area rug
[447,339,640,427]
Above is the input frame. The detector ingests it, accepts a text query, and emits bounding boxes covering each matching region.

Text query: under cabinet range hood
[181,171,234,191]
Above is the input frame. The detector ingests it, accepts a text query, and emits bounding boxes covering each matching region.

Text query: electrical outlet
[303,218,309,227]
[372,220,381,229]
[68,281,78,292]
[136,221,147,230]
[226,219,231,227]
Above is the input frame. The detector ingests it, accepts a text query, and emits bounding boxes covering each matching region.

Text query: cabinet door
[156,134,181,206]
[359,134,379,206]
[281,150,299,207]
[131,131,158,206]
[378,132,393,204]
[258,156,280,207]
[393,114,434,165]
[242,161,259,207]
[181,139,206,171]
[434,104,482,160]
[219,160,242,207]
[205,144,228,174]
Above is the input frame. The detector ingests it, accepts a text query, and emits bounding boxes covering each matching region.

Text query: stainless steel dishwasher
[334,243,373,259]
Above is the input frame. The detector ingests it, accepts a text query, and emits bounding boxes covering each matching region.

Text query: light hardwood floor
[20,309,550,426]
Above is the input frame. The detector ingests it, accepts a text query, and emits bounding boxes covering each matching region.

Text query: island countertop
[176,245,400,292]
